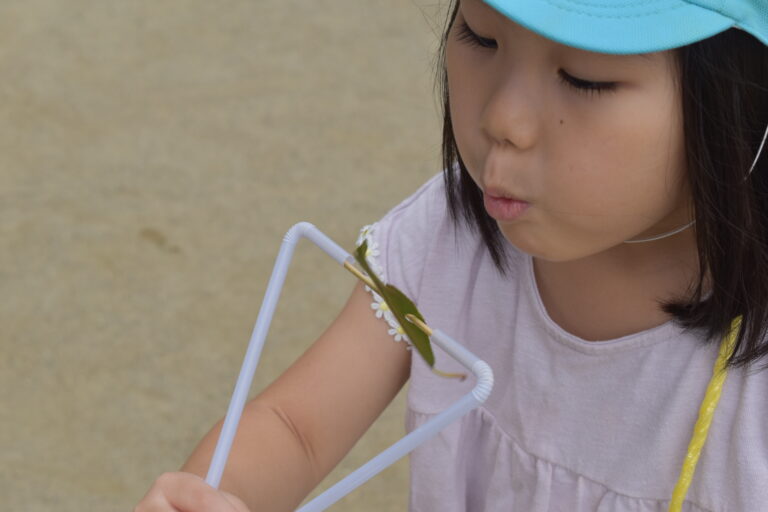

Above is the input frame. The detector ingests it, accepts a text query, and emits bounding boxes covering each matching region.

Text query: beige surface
[0,1,446,510]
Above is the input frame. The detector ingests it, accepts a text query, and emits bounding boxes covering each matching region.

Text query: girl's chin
[495,223,574,262]
[495,223,537,254]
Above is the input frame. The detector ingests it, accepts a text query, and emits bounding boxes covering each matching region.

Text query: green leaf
[353,240,384,294]
[353,240,435,367]
[381,284,434,367]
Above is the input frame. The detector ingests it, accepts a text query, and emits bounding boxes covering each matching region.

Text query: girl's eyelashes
[557,69,618,97]
[455,19,497,49]
[455,19,619,98]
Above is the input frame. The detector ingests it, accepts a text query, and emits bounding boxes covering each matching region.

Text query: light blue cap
[483,0,768,54]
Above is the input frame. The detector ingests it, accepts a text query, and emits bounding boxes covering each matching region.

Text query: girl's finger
[137,472,247,512]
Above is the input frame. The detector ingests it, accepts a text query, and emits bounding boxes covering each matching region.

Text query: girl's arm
[137,281,412,511]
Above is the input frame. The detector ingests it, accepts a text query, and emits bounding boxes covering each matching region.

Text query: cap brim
[483,0,735,54]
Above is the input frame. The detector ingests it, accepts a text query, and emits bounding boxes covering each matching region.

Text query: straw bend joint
[284,222,350,265]
[471,360,494,403]
[283,222,316,244]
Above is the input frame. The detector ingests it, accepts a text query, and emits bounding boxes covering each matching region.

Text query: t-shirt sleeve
[354,172,447,346]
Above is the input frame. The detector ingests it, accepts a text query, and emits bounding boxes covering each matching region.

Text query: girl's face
[447,0,693,262]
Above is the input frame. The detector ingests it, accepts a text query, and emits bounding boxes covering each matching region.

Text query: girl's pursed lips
[483,191,531,221]
[483,185,529,203]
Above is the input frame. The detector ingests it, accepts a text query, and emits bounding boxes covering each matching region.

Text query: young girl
[136,0,768,510]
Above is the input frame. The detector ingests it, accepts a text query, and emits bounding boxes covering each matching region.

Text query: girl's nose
[479,73,540,151]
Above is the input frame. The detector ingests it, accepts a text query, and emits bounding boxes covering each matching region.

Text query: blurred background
[0,1,445,510]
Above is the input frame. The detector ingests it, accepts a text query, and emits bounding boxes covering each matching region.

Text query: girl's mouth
[483,192,530,221]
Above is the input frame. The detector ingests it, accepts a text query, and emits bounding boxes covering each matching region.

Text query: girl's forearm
[181,399,321,512]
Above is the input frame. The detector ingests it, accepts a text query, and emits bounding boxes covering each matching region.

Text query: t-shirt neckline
[522,251,680,354]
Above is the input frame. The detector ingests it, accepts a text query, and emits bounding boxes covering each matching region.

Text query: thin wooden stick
[343,260,377,290]
[405,313,433,336]
[344,261,464,380]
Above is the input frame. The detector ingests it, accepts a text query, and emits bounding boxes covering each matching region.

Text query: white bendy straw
[205,222,494,511]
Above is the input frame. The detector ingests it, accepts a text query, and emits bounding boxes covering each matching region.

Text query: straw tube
[204,222,494,512]
[205,222,354,488]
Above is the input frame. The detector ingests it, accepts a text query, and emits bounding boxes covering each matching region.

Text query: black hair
[434,1,768,370]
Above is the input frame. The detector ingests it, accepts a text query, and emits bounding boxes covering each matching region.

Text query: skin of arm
[180,281,412,511]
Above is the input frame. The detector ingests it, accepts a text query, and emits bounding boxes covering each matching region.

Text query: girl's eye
[455,20,497,49]
[455,19,617,98]
[558,69,618,97]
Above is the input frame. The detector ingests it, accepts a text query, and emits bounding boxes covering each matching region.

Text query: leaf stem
[407,315,467,381]
[431,368,467,381]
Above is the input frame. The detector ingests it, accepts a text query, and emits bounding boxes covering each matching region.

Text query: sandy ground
[0,1,448,510]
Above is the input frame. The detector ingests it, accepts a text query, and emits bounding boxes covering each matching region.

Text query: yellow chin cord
[668,315,741,511]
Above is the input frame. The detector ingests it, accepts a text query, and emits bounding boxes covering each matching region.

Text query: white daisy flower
[371,298,390,319]
[366,240,380,258]
[357,222,413,347]
[356,225,372,245]
[382,308,396,326]
[388,324,408,343]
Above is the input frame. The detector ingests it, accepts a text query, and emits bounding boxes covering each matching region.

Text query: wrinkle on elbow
[268,403,322,484]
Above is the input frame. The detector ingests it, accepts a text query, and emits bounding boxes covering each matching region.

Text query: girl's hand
[134,472,251,512]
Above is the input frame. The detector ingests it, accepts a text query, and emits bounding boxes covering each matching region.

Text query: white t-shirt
[356,171,768,511]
